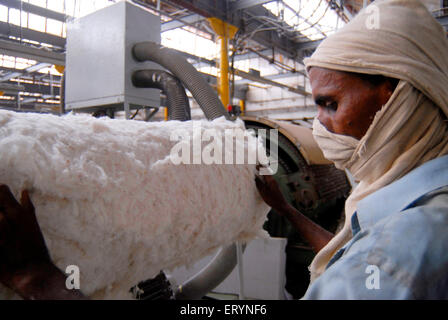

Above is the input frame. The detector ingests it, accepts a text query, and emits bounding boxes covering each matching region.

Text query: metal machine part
[65,1,161,116]
[59,72,65,114]
[130,245,245,300]
[174,244,243,300]
[132,69,191,121]
[130,271,174,300]
[132,244,247,300]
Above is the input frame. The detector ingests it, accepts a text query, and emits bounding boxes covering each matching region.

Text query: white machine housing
[65,1,161,116]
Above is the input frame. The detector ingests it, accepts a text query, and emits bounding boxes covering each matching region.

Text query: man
[257,0,448,298]
[1,0,448,300]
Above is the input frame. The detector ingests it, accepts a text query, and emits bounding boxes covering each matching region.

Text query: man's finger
[0,185,20,211]
[0,212,10,246]
[255,173,266,184]
[263,174,276,184]
[20,190,35,214]
[254,175,265,190]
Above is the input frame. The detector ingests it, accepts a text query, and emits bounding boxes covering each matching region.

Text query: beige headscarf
[304,0,448,282]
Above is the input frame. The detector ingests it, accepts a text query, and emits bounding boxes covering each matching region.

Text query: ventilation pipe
[132,69,191,121]
[133,41,229,120]
[174,244,243,300]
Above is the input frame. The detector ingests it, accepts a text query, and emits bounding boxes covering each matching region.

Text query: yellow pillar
[54,65,65,74]
[207,18,238,109]
[164,107,168,121]
[239,99,245,116]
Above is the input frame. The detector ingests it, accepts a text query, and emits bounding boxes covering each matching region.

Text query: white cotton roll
[0,110,270,299]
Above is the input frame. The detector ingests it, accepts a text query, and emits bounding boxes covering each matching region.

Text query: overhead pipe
[132,41,229,120]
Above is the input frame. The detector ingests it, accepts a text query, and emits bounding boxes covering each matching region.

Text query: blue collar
[355,155,448,231]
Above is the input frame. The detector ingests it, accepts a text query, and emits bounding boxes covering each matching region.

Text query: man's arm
[255,174,334,253]
[0,185,87,300]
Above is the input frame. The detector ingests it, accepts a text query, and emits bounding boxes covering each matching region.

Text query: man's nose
[316,107,325,125]
[316,107,331,131]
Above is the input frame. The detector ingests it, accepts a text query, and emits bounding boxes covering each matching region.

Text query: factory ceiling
[0,0,445,113]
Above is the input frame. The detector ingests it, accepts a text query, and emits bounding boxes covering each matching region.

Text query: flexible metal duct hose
[174,244,240,300]
[132,69,191,121]
[133,41,229,120]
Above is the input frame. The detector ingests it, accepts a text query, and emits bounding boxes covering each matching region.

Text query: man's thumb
[20,190,35,213]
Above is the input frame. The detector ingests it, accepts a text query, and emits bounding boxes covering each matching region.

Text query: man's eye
[314,99,337,111]
[326,102,338,111]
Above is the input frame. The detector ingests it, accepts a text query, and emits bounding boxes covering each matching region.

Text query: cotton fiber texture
[0,110,270,299]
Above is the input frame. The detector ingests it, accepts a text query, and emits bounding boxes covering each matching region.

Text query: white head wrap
[304,0,448,282]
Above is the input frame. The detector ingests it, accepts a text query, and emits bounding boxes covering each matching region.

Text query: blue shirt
[303,155,448,299]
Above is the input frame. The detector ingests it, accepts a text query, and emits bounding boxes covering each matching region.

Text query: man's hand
[254,172,289,213]
[255,172,334,253]
[0,185,53,290]
[0,184,87,299]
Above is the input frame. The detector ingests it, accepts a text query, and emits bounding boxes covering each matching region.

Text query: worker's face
[309,67,395,140]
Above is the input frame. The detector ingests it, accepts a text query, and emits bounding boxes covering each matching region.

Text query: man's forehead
[309,67,346,83]
[309,70,340,95]
[309,67,352,95]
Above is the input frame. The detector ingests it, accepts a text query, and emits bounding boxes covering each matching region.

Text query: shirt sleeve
[302,191,448,300]
[302,249,416,299]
